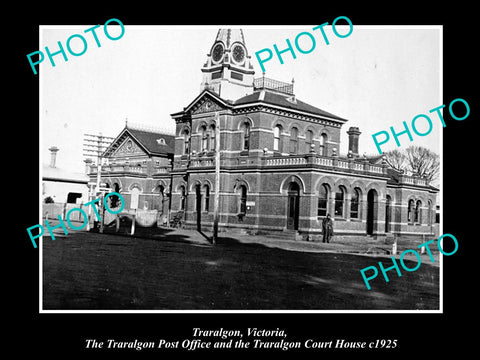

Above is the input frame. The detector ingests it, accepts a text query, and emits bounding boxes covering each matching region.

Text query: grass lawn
[42,230,439,310]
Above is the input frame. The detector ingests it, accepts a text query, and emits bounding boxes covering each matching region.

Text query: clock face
[232,44,245,64]
[212,43,224,63]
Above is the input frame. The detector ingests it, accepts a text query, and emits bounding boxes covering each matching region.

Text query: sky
[40,25,442,173]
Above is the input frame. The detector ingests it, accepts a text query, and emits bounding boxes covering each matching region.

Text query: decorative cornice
[232,105,343,127]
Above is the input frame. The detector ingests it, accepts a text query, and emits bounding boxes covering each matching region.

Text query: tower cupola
[200,29,255,101]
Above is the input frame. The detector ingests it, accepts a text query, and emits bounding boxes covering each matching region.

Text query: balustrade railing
[398,175,427,186]
[266,157,307,166]
[264,154,391,178]
[253,76,294,95]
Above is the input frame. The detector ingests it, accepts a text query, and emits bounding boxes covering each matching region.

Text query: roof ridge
[234,90,348,122]
[127,122,175,135]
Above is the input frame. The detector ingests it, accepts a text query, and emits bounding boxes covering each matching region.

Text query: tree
[44,196,54,203]
[383,149,407,172]
[384,145,440,184]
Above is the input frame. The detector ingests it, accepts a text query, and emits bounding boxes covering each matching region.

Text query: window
[242,122,250,150]
[200,125,208,151]
[180,186,186,210]
[408,199,415,224]
[334,186,346,217]
[231,71,243,81]
[67,192,82,204]
[209,124,216,152]
[240,186,247,214]
[290,127,298,154]
[211,71,222,80]
[203,185,210,212]
[183,129,190,155]
[305,130,313,153]
[130,187,140,210]
[319,133,327,156]
[318,184,329,217]
[415,200,422,224]
[273,125,282,152]
[351,188,361,219]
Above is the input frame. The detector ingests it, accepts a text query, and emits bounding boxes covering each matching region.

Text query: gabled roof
[172,88,348,124]
[103,126,175,157]
[234,90,348,122]
[171,89,233,117]
[128,128,175,155]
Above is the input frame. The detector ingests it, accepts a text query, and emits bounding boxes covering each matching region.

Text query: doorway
[195,184,201,231]
[385,195,392,233]
[287,182,300,230]
[366,189,378,235]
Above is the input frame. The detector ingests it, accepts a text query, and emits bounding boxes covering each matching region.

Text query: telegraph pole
[212,112,221,245]
[83,133,114,232]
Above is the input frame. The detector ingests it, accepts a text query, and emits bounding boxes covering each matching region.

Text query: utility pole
[212,112,221,245]
[83,133,114,232]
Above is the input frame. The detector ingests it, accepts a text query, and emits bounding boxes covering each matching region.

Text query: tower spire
[200,28,255,101]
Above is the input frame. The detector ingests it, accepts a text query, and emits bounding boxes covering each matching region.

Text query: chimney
[48,146,59,168]
[347,127,361,157]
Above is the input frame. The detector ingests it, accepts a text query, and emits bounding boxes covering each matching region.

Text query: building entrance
[367,189,378,235]
[287,182,300,230]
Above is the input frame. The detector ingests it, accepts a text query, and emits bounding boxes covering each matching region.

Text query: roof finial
[125,117,128,128]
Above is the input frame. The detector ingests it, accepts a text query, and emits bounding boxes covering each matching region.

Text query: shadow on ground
[42,227,440,311]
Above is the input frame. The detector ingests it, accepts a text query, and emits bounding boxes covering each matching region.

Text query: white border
[39,25,443,314]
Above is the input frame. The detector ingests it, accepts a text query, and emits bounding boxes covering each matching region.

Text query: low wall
[43,203,167,228]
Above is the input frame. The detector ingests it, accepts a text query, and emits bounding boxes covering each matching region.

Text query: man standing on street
[322,213,334,243]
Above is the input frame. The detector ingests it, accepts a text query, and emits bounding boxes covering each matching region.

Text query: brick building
[89,125,174,225]
[91,28,438,240]
[169,29,438,240]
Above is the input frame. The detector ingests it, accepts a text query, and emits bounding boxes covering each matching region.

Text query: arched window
[319,133,328,156]
[351,188,361,219]
[155,184,164,211]
[305,130,313,153]
[209,124,216,152]
[200,125,208,152]
[408,199,415,224]
[242,122,250,150]
[290,127,298,154]
[183,129,190,155]
[203,184,210,212]
[334,186,346,217]
[415,200,422,224]
[318,184,329,217]
[130,187,140,210]
[273,125,282,152]
[179,185,186,210]
[239,185,247,214]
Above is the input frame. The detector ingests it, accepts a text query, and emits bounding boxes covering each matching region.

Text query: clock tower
[200,29,255,101]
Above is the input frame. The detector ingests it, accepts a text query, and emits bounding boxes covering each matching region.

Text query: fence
[42,202,168,229]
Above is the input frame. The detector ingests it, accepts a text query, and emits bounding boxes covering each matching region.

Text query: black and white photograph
[15,4,476,356]
[39,24,442,312]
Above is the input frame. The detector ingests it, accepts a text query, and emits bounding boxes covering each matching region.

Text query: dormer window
[156,138,166,145]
